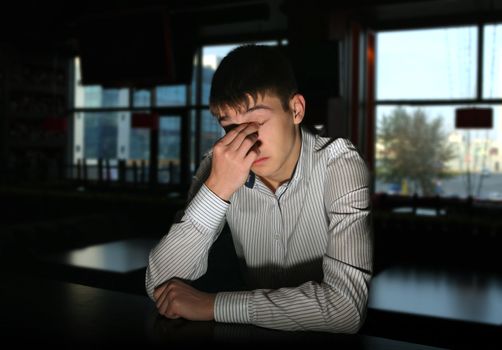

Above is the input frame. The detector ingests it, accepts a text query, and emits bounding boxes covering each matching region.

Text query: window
[72,40,283,188]
[375,24,502,201]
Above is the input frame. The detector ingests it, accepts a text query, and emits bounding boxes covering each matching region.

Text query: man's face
[216,93,304,188]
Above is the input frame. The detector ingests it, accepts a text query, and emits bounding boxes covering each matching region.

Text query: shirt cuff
[184,184,229,232]
[214,291,254,324]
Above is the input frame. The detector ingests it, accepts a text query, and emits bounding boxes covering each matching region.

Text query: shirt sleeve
[215,139,373,333]
[145,156,229,300]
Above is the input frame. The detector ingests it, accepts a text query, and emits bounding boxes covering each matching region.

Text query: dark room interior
[1,0,501,348]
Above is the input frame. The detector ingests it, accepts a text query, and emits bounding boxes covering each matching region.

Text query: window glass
[158,117,181,184]
[376,27,477,100]
[130,128,150,160]
[483,24,502,98]
[133,89,151,107]
[200,110,224,157]
[155,86,186,106]
[83,112,119,159]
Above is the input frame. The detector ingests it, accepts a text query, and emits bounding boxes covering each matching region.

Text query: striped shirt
[146,127,373,333]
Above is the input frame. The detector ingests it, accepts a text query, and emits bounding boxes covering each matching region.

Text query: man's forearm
[146,185,229,300]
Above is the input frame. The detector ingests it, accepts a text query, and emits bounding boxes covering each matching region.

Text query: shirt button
[274,234,280,240]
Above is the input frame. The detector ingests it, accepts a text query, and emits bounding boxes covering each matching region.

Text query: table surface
[40,238,502,329]
[368,265,502,326]
[0,273,444,349]
[42,237,158,274]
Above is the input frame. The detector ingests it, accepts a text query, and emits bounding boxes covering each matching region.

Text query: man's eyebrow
[216,104,271,123]
[246,104,272,113]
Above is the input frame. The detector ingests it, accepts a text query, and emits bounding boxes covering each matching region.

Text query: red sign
[455,108,493,129]
[131,113,159,130]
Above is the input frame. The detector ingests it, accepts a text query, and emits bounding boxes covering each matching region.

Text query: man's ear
[290,94,306,125]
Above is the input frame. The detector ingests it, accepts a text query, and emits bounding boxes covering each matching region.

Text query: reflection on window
[376,27,477,100]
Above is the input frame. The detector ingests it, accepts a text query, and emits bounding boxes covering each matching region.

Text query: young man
[146,44,373,333]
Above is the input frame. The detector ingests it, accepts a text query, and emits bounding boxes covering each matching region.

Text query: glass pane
[200,110,224,157]
[483,24,502,98]
[126,121,150,184]
[375,105,502,200]
[155,86,186,106]
[83,112,119,159]
[133,89,151,107]
[130,128,150,160]
[376,27,477,100]
[158,117,181,184]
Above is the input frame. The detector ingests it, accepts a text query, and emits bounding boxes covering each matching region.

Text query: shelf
[9,84,67,96]
[2,45,70,182]
[8,112,68,120]
[8,134,66,150]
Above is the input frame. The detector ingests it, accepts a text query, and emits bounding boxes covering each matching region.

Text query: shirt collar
[292,126,315,183]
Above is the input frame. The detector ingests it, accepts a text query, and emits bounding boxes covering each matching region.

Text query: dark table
[364,265,502,349]
[368,265,502,326]
[36,230,245,295]
[42,237,158,274]
[37,237,159,295]
[0,273,444,349]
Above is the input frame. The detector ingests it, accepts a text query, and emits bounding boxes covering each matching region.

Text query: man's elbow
[347,303,367,334]
[348,312,364,334]
[328,300,366,334]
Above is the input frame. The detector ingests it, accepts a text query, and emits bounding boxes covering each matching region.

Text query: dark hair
[209,44,298,116]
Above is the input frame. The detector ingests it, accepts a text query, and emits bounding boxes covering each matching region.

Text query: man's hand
[205,123,260,201]
[153,279,216,321]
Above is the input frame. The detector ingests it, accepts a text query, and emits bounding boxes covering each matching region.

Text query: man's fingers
[156,289,169,313]
[233,131,259,153]
[244,141,261,165]
[221,123,259,146]
[153,283,168,301]
[238,136,260,158]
